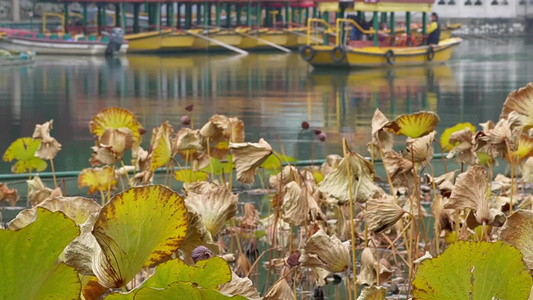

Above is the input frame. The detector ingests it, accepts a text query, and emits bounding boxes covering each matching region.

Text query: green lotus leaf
[2,137,47,173]
[501,209,533,270]
[202,157,232,175]
[92,185,188,289]
[174,170,209,183]
[261,152,297,170]
[0,208,81,299]
[413,241,532,300]
[134,281,250,300]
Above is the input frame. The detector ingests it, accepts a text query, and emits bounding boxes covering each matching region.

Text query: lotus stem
[245,247,281,277]
[206,137,215,181]
[27,171,32,207]
[264,266,299,296]
[120,160,132,188]
[381,233,410,267]
[230,218,244,256]
[99,189,106,206]
[437,142,448,173]
[428,162,440,255]
[342,138,358,293]
[49,158,58,189]
[504,139,515,215]
[370,143,375,180]
[346,271,354,300]
[228,154,233,192]
[410,146,429,251]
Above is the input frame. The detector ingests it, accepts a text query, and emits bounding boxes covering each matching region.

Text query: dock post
[226,3,231,27]
[380,12,386,25]
[422,12,427,35]
[285,2,290,26]
[120,2,126,31]
[372,11,378,46]
[406,11,411,45]
[208,3,212,25]
[196,3,201,25]
[185,3,191,29]
[64,2,69,33]
[306,7,310,25]
[176,3,181,28]
[97,4,101,34]
[265,3,270,27]
[133,3,140,33]
[323,11,329,45]
[101,3,107,28]
[390,12,395,33]
[204,2,209,26]
[247,2,252,26]
[170,2,175,27]
[216,2,221,27]
[313,6,317,18]
[236,4,241,26]
[82,2,88,34]
[115,3,120,27]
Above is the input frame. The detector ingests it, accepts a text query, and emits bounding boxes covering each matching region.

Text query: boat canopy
[318,0,433,13]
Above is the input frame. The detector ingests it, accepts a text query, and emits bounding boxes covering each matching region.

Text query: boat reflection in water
[0,53,461,173]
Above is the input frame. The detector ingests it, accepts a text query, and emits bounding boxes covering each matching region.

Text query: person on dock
[427,12,441,45]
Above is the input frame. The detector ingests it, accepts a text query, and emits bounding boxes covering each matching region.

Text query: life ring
[427,46,435,61]
[330,46,346,63]
[299,45,316,62]
[385,50,395,65]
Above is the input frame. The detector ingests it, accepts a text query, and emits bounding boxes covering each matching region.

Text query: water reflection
[1,38,532,173]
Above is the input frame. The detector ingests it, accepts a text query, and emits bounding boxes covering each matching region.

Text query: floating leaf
[90,107,145,144]
[133,282,249,300]
[150,121,174,171]
[385,111,440,138]
[501,210,533,270]
[0,208,81,299]
[413,241,532,300]
[78,166,118,194]
[174,170,209,183]
[92,185,188,288]
[2,137,47,173]
[440,122,476,151]
[261,152,297,170]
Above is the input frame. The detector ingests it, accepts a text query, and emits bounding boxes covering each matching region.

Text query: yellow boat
[124,30,172,52]
[300,0,462,68]
[190,29,242,50]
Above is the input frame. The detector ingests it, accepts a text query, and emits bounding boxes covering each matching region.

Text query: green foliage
[413,241,533,300]
[0,208,81,299]
[261,152,297,170]
[2,137,47,173]
[202,157,232,175]
[174,170,209,183]
[134,282,250,300]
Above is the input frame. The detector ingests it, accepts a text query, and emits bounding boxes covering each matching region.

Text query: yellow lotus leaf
[0,183,19,206]
[78,166,118,194]
[32,120,62,160]
[511,134,533,161]
[357,248,393,286]
[2,137,47,173]
[385,111,440,138]
[89,107,145,144]
[185,185,237,237]
[230,138,273,184]
[0,208,81,299]
[299,229,350,272]
[501,82,533,129]
[444,165,506,228]
[440,122,476,151]
[91,185,188,288]
[210,141,230,160]
[174,170,209,183]
[150,121,174,171]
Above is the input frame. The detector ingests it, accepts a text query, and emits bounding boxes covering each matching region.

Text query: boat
[0,29,128,56]
[0,49,35,67]
[299,0,462,68]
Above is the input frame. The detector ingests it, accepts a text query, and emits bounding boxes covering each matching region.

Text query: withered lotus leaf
[501,210,533,270]
[230,138,273,184]
[173,128,204,156]
[263,279,293,300]
[365,195,405,234]
[78,166,118,195]
[218,271,261,300]
[357,286,387,300]
[27,175,55,206]
[368,109,394,155]
[281,181,324,226]
[32,120,62,160]
[89,107,145,144]
[440,122,476,151]
[269,165,298,188]
[129,281,250,300]
[357,248,393,286]
[149,121,174,172]
[321,154,342,177]
[0,182,19,207]
[8,196,100,230]
[511,133,533,161]
[522,157,533,183]
[91,185,188,288]
[200,115,245,144]
[2,137,47,173]
[501,82,533,129]
[299,229,350,272]
[402,131,436,163]
[413,241,532,300]
[179,209,218,265]
[185,185,238,237]
[384,111,440,138]
[444,165,506,228]
[445,128,477,165]
[98,127,135,161]
[0,208,81,299]
[318,151,382,204]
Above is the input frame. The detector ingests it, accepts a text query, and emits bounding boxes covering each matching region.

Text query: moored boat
[0,49,36,67]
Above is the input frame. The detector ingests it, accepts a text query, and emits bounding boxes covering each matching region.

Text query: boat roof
[319,0,433,13]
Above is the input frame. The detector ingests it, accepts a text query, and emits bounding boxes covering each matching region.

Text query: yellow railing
[42,13,65,33]
[305,18,334,45]
[335,18,392,46]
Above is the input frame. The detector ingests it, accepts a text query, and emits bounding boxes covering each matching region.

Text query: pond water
[0,37,532,299]
[1,37,532,175]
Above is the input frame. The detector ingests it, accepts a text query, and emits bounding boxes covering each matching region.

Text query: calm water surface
[1,38,532,174]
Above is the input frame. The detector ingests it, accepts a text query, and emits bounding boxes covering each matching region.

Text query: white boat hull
[0,37,128,56]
